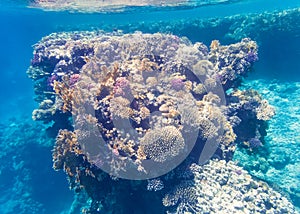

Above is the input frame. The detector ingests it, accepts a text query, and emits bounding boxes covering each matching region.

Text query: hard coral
[140,126,185,163]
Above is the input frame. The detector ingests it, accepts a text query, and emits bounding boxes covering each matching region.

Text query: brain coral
[140,126,185,163]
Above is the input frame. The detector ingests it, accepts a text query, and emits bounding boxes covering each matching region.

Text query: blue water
[0,0,299,213]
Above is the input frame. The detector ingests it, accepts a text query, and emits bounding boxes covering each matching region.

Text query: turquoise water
[0,1,299,213]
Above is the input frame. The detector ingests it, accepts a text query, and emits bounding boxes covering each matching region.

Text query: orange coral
[210,40,220,50]
[52,130,82,171]
[53,80,73,113]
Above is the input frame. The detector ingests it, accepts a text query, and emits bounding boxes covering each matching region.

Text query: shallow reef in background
[53,7,300,81]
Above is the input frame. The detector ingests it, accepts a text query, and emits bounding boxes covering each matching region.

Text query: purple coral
[249,137,263,149]
[170,78,185,91]
[47,74,58,87]
[69,74,80,86]
[113,77,130,96]
[31,53,41,66]
[246,51,258,63]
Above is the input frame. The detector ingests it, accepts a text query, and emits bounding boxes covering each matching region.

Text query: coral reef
[225,89,275,150]
[26,31,291,213]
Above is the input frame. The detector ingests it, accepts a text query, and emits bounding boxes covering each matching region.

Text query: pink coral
[113,77,130,96]
[69,74,80,86]
[170,78,185,91]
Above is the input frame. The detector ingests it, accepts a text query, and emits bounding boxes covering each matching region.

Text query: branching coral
[53,129,83,171]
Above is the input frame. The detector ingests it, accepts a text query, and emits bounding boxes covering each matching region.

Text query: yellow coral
[210,40,220,50]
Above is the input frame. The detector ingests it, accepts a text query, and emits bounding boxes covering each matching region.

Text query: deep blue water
[0,1,299,213]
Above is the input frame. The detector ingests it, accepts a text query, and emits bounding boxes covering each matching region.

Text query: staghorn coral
[53,129,83,171]
[27,31,280,213]
[53,79,74,113]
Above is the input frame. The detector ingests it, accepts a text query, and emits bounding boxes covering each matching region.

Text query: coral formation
[26,31,291,213]
[100,7,300,44]
[225,89,275,151]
